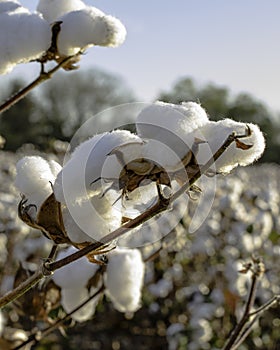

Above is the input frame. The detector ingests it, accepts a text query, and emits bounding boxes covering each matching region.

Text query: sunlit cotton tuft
[105,247,145,313]
[37,0,86,22]
[0,4,51,74]
[15,156,61,219]
[56,7,127,56]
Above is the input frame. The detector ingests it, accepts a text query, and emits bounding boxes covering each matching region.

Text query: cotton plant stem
[223,274,259,350]
[0,54,80,114]
[0,269,44,309]
[0,130,243,308]
[231,293,280,349]
[249,294,280,317]
[12,284,105,350]
[0,244,57,309]
[233,294,280,349]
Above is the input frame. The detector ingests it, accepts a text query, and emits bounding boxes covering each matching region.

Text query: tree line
[1,72,279,163]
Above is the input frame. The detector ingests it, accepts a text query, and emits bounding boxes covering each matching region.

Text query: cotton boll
[61,287,97,322]
[136,101,209,161]
[0,9,51,74]
[54,130,141,203]
[52,247,99,289]
[136,101,209,140]
[61,195,122,243]
[195,119,265,173]
[54,130,141,205]
[54,131,144,242]
[56,7,126,56]
[105,247,145,312]
[0,7,51,74]
[37,0,86,23]
[54,130,143,241]
[15,156,61,216]
[59,207,96,244]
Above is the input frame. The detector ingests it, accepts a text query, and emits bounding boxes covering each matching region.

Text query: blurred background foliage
[0,71,280,163]
[0,69,135,151]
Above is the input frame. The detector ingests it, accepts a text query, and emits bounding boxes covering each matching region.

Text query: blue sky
[4,1,280,112]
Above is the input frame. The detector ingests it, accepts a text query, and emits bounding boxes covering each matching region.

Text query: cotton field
[0,148,279,349]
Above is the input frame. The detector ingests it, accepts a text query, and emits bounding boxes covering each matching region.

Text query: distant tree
[35,69,135,144]
[158,77,280,163]
[0,69,135,151]
[0,80,44,150]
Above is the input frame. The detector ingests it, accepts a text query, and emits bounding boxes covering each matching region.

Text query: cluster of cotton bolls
[13,101,266,332]
[51,246,145,320]
[0,0,126,74]
[47,101,264,248]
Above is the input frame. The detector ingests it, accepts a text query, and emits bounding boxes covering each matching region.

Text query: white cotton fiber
[56,7,126,56]
[136,101,209,162]
[105,247,145,312]
[15,156,61,213]
[53,130,142,242]
[52,247,99,289]
[61,287,97,322]
[37,0,86,23]
[0,7,51,74]
[137,101,209,141]
[195,119,266,173]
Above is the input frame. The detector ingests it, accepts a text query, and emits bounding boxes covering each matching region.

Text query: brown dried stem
[12,284,105,350]
[0,53,80,115]
[223,257,265,350]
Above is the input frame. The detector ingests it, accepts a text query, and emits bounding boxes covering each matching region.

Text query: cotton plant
[13,101,266,332]
[0,0,126,75]
[15,101,265,247]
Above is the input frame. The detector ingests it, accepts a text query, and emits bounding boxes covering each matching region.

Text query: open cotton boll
[37,0,86,23]
[195,119,265,173]
[61,287,98,322]
[136,101,209,160]
[54,130,142,242]
[52,247,99,289]
[0,8,51,74]
[56,7,126,56]
[136,101,209,139]
[15,156,61,216]
[105,247,145,313]
[54,130,142,203]
[61,195,122,243]
[60,207,105,244]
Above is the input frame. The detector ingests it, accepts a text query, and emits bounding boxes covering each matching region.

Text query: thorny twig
[0,129,250,308]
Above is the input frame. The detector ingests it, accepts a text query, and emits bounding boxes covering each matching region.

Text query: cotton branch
[12,284,105,350]
[0,128,248,309]
[0,53,81,115]
[223,256,266,350]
